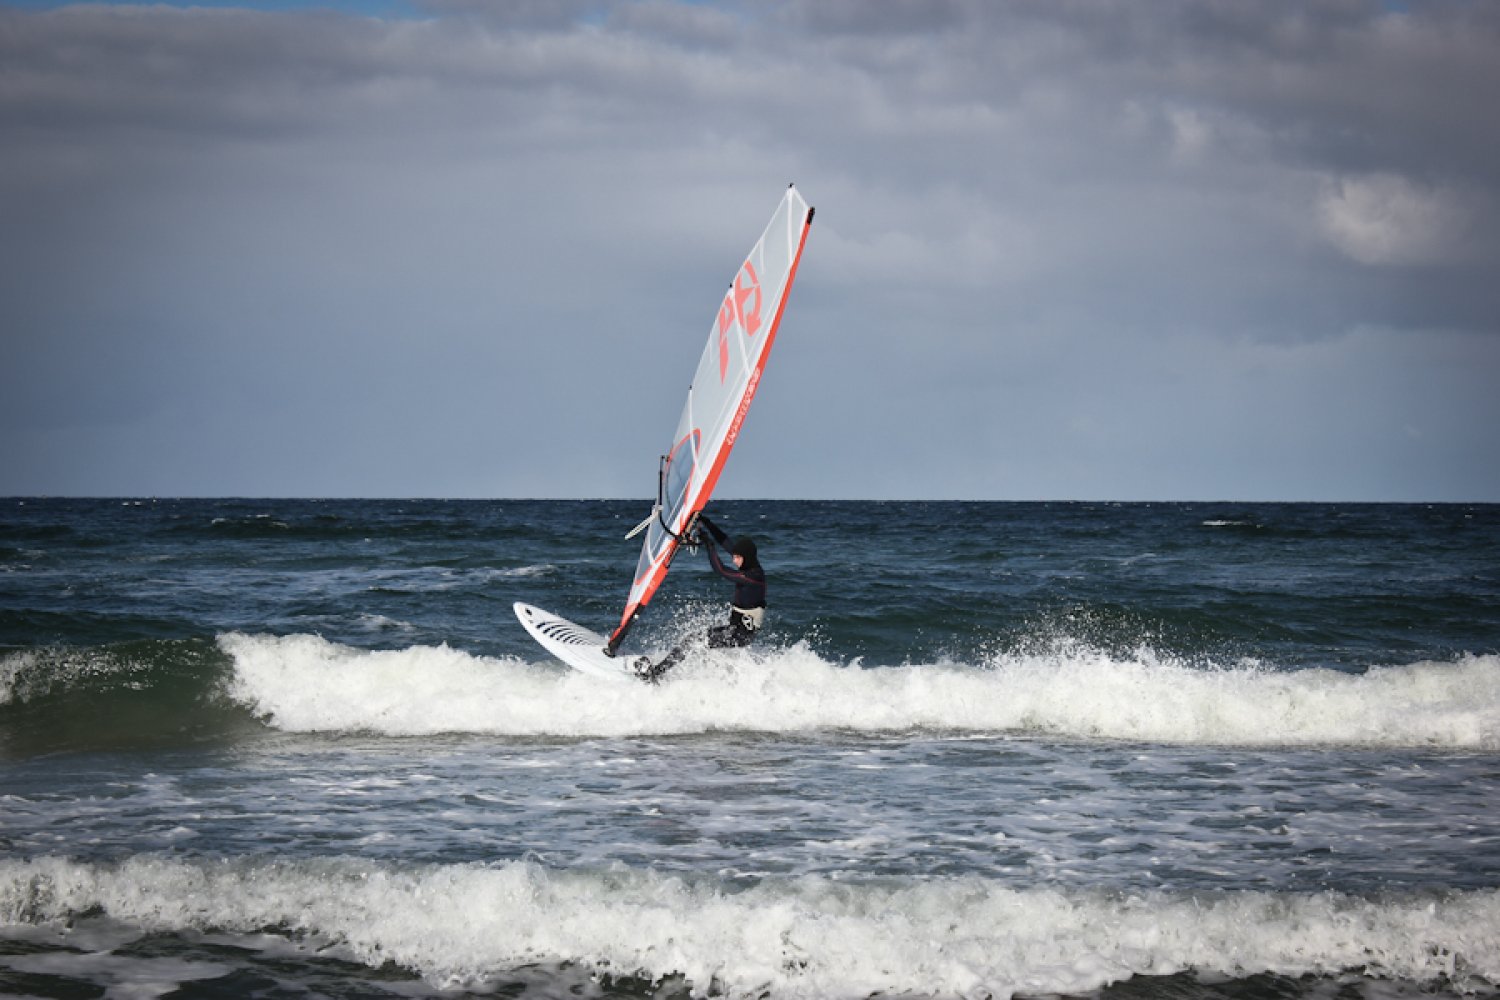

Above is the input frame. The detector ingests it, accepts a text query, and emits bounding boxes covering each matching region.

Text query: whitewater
[213,632,1500,747]
[5,856,1498,997]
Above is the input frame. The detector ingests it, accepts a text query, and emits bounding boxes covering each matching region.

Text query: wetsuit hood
[732,536,760,569]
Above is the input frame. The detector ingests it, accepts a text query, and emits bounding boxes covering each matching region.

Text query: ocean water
[2,497,1498,999]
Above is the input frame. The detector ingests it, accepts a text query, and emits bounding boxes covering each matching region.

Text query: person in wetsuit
[635,513,765,682]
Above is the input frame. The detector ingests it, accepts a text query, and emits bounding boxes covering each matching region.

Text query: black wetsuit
[638,516,765,681]
[701,518,766,645]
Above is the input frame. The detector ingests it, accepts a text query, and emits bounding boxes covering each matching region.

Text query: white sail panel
[608,186,814,651]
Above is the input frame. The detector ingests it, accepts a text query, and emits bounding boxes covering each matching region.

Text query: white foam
[0,646,127,707]
[2,857,1496,997]
[491,564,557,579]
[218,633,1500,748]
[0,649,34,705]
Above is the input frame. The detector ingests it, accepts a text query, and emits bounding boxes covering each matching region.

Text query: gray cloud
[2,0,1497,499]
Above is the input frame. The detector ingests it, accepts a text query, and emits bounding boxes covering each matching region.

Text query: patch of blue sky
[2,0,423,17]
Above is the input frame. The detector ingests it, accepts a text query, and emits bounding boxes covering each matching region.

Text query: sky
[3,0,1498,501]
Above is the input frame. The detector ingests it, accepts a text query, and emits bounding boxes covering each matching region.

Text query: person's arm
[696,514,729,551]
[704,541,757,585]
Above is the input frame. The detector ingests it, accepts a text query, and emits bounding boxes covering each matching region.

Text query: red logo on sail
[716,261,762,382]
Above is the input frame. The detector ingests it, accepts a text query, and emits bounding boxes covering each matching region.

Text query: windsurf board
[513,602,641,681]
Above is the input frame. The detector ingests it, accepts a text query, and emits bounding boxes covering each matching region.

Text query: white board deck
[513,602,640,682]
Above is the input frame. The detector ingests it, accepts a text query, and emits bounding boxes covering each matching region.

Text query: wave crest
[219,633,1500,748]
[3,856,1496,997]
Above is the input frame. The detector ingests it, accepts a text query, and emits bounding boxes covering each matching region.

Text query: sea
[2,497,1498,1000]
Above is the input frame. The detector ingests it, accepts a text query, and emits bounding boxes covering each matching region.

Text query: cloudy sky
[3,0,1498,501]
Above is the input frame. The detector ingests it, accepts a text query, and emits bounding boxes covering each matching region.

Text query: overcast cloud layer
[3,0,1498,500]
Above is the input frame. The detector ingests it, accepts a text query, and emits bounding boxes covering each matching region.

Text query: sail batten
[606,186,813,653]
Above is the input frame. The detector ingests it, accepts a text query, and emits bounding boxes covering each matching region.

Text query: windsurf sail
[606,184,814,654]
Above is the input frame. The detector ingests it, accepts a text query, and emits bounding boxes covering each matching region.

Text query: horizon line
[6,495,1496,506]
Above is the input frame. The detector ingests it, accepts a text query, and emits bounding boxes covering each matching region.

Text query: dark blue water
[3,499,1499,998]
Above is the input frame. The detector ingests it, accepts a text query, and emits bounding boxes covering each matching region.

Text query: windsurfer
[635,514,765,682]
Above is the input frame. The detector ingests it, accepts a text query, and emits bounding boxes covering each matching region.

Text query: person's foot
[632,657,657,682]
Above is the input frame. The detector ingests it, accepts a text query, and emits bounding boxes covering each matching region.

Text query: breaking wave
[219,633,1500,748]
[3,856,1496,998]
[4,634,1497,752]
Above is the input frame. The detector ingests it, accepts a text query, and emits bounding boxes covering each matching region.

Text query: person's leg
[635,643,685,683]
[708,621,754,649]
[641,619,754,682]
